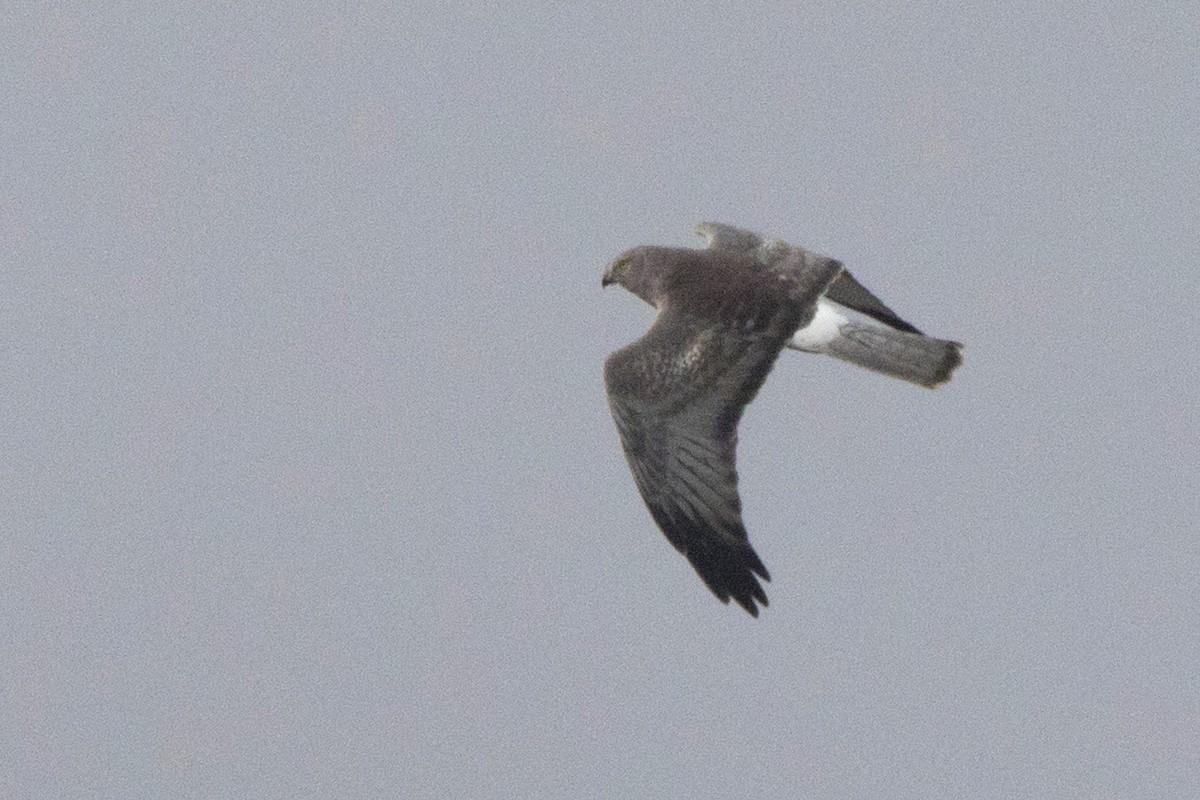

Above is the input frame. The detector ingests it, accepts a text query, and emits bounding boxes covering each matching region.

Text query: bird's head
[601,246,671,306]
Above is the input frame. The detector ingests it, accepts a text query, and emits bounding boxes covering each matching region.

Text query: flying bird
[602,222,962,616]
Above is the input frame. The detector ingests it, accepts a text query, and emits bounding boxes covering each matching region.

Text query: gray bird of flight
[602,222,962,616]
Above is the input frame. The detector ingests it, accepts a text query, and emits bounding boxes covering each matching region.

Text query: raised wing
[604,251,841,615]
[694,221,763,252]
[696,220,922,334]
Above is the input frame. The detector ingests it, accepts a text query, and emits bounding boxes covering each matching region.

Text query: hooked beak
[601,262,616,288]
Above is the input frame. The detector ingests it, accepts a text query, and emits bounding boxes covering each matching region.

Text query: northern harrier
[602,222,962,615]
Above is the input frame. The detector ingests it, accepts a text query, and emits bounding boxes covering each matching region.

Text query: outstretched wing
[604,313,779,615]
[696,221,922,334]
[604,251,841,615]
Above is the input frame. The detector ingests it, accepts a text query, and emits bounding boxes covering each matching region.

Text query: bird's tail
[810,320,963,388]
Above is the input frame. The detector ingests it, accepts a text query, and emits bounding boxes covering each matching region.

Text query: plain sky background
[4,3,1198,798]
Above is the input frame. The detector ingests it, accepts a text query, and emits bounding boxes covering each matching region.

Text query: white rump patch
[788,299,846,353]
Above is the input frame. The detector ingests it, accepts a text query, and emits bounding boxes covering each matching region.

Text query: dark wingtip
[687,540,772,617]
[730,589,768,617]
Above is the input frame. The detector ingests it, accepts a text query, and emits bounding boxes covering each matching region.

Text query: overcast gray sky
[4,3,1199,798]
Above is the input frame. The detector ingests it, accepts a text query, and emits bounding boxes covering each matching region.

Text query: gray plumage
[603,223,962,615]
[696,222,924,336]
[697,222,962,388]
